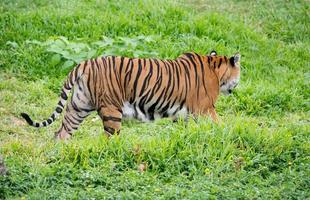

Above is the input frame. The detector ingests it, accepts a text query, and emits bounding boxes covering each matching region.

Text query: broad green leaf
[50,54,62,66]
[62,60,75,69]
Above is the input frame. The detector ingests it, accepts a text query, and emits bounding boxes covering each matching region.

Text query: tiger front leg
[98,106,122,137]
[207,107,219,123]
[192,106,219,123]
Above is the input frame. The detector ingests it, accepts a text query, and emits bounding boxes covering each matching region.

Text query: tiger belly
[121,101,188,122]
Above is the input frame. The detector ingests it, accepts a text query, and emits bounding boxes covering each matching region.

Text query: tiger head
[209,50,241,95]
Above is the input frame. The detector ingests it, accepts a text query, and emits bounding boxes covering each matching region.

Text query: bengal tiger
[21,50,241,139]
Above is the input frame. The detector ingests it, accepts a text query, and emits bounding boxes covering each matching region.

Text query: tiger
[21,50,241,139]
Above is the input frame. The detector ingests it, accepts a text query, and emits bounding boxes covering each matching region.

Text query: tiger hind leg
[55,108,92,140]
[55,79,95,140]
[98,106,122,137]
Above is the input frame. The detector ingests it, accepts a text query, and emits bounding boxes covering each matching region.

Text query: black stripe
[138,103,146,116]
[58,101,64,108]
[85,60,93,102]
[184,53,198,87]
[88,59,97,105]
[132,59,143,100]
[167,74,175,100]
[61,90,68,100]
[69,68,76,85]
[80,107,95,112]
[194,53,208,95]
[56,107,62,113]
[124,59,134,100]
[64,83,71,90]
[77,112,90,119]
[71,114,84,123]
[20,113,34,126]
[154,67,163,94]
[179,58,192,89]
[69,71,74,88]
[218,58,222,68]
[133,103,138,118]
[77,78,83,92]
[71,99,81,112]
[162,112,168,118]
[113,57,123,97]
[170,97,178,109]
[82,60,88,73]
[104,126,117,134]
[154,59,161,81]
[173,61,180,90]
[220,67,229,82]
[108,57,121,104]
[94,58,101,104]
[119,56,125,79]
[160,100,170,115]
[125,58,132,73]
[74,63,80,81]
[102,115,122,122]
[179,99,186,110]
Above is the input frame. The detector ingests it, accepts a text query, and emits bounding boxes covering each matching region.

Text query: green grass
[0,0,309,199]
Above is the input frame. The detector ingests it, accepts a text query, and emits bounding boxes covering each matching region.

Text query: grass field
[0,0,309,199]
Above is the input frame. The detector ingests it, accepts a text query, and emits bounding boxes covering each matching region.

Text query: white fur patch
[175,107,188,118]
[122,101,135,118]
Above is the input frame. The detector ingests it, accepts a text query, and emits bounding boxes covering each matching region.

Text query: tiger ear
[230,52,241,66]
[209,50,217,56]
